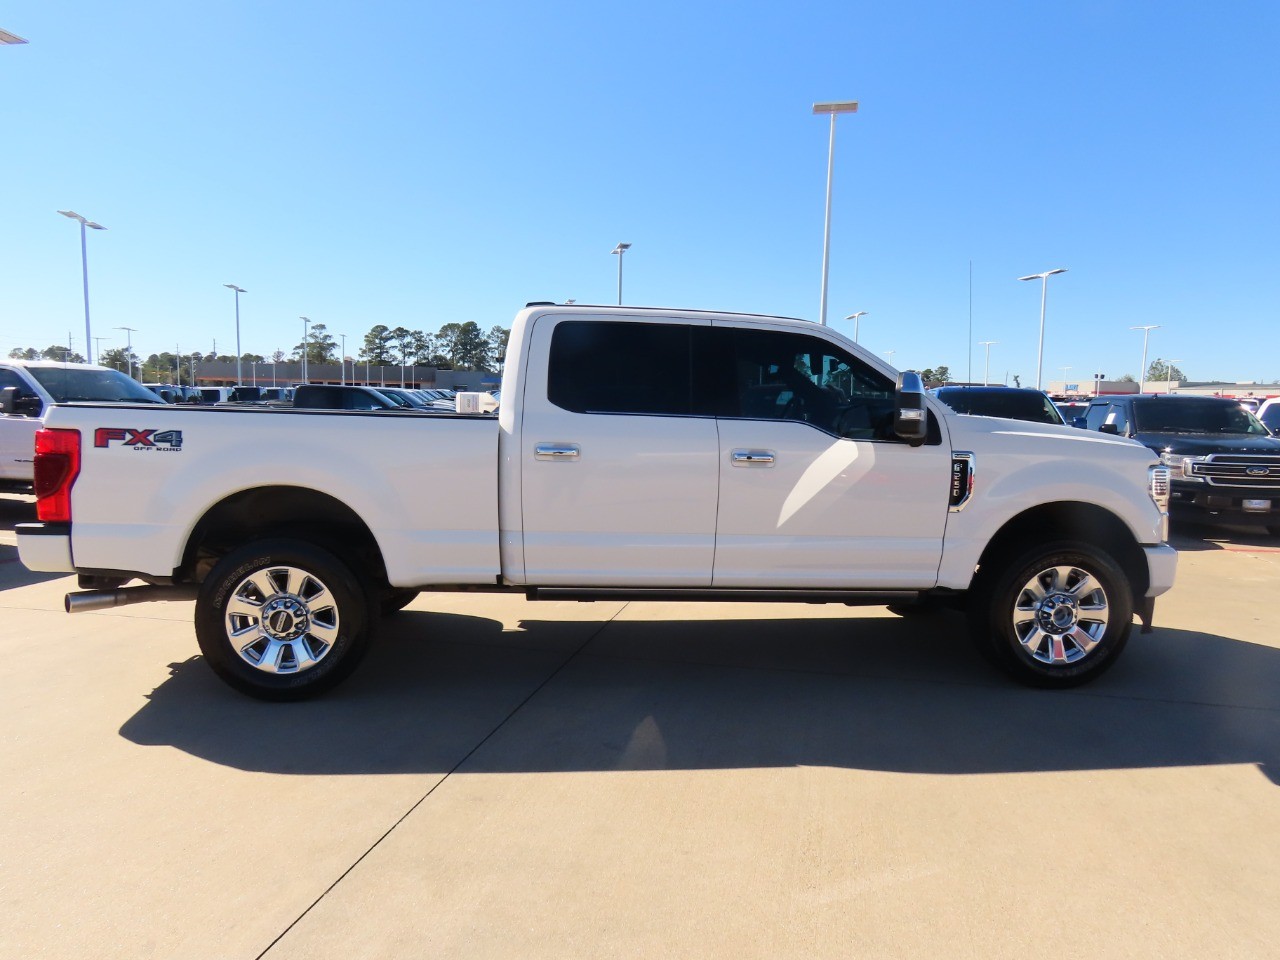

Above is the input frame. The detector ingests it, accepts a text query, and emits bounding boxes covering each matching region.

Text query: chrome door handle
[535,443,580,461]
[731,449,775,466]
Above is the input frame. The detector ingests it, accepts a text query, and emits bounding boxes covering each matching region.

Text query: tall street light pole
[340,334,347,386]
[1131,324,1160,394]
[845,311,868,343]
[1017,267,1068,390]
[92,336,109,366]
[813,100,859,326]
[114,326,137,379]
[611,243,631,305]
[979,340,998,386]
[58,210,106,363]
[1166,359,1182,396]
[223,284,246,386]
[884,350,896,367]
[300,317,311,384]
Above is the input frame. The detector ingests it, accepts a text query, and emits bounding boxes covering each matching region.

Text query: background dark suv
[1075,394,1280,533]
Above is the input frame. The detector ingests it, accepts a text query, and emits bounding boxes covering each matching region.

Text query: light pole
[92,336,109,366]
[1059,366,1072,394]
[1166,359,1183,395]
[223,284,246,386]
[979,340,998,386]
[299,317,310,384]
[1131,325,1160,394]
[251,361,258,386]
[1017,267,1068,390]
[845,311,868,343]
[884,350,896,367]
[611,243,631,305]
[58,210,106,365]
[813,100,859,326]
[114,326,137,379]
[339,334,347,386]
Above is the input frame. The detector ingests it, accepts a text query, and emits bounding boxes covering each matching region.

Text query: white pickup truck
[17,304,1177,699]
[1,359,164,493]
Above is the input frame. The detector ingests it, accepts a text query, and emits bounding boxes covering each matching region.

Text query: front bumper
[1143,543,1178,598]
[16,522,75,573]
[1169,481,1280,524]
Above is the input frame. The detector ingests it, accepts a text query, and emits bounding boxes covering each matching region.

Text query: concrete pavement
[1,493,1277,959]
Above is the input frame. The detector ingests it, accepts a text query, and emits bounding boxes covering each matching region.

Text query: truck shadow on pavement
[119,608,1280,785]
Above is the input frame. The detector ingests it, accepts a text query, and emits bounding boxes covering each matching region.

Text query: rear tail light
[34,428,82,522]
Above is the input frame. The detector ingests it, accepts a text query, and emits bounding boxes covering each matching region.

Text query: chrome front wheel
[1011,564,1110,666]
[970,541,1133,688]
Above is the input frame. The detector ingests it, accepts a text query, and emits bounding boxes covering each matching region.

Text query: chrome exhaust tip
[64,585,198,614]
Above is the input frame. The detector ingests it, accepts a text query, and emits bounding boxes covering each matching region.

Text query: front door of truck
[709,325,950,589]
[517,315,719,586]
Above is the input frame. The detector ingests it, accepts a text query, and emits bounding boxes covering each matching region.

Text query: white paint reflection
[777,439,875,528]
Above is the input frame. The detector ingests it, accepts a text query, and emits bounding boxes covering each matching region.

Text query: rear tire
[968,540,1132,688]
[195,538,373,701]
[381,588,420,616]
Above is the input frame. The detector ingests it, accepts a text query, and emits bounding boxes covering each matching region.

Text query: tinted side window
[716,328,894,439]
[548,321,692,415]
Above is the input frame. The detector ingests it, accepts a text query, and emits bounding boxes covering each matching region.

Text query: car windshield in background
[934,388,1064,425]
[28,367,163,404]
[1132,399,1269,435]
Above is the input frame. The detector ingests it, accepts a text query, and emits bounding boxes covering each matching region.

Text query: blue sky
[2,0,1277,386]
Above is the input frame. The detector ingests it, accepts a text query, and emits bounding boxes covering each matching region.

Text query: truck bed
[55,403,501,586]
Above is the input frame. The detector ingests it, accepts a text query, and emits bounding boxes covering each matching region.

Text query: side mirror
[1071,416,1087,429]
[1099,422,1119,435]
[0,386,42,417]
[894,371,928,447]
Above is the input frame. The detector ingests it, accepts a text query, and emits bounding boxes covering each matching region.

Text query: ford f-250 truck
[17,304,1177,699]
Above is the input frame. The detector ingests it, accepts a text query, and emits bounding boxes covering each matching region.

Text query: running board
[526,587,920,606]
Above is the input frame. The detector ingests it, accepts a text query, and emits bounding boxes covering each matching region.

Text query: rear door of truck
[516,313,719,586]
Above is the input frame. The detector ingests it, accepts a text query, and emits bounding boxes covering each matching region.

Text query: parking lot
[2,492,1278,960]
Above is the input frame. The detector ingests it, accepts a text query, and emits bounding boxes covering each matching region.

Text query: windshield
[1132,399,1270,435]
[936,389,1064,425]
[29,367,163,404]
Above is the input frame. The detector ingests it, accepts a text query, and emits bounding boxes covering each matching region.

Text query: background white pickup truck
[0,359,163,492]
[17,304,1177,699]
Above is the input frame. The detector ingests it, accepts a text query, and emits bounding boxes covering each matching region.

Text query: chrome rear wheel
[196,539,373,700]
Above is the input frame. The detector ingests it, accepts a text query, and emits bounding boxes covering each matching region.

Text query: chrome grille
[1187,454,1280,488]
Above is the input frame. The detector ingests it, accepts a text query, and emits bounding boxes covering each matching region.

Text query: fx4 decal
[94,427,184,451]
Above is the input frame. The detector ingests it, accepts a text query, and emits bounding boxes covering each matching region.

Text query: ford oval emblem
[1246,466,1270,477]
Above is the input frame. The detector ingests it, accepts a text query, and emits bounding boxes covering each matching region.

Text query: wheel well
[180,486,387,589]
[974,502,1149,598]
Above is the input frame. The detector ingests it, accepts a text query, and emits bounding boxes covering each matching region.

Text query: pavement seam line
[254,601,631,959]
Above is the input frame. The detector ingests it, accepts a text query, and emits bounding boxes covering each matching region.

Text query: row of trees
[7,321,512,383]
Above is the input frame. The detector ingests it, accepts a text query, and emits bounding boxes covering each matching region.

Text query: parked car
[0,359,163,493]
[1054,400,1090,422]
[931,386,1066,426]
[1255,397,1280,435]
[142,383,183,403]
[291,384,407,410]
[1074,394,1280,534]
[376,387,439,410]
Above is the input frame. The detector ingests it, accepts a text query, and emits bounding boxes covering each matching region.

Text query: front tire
[968,541,1133,688]
[195,539,373,700]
